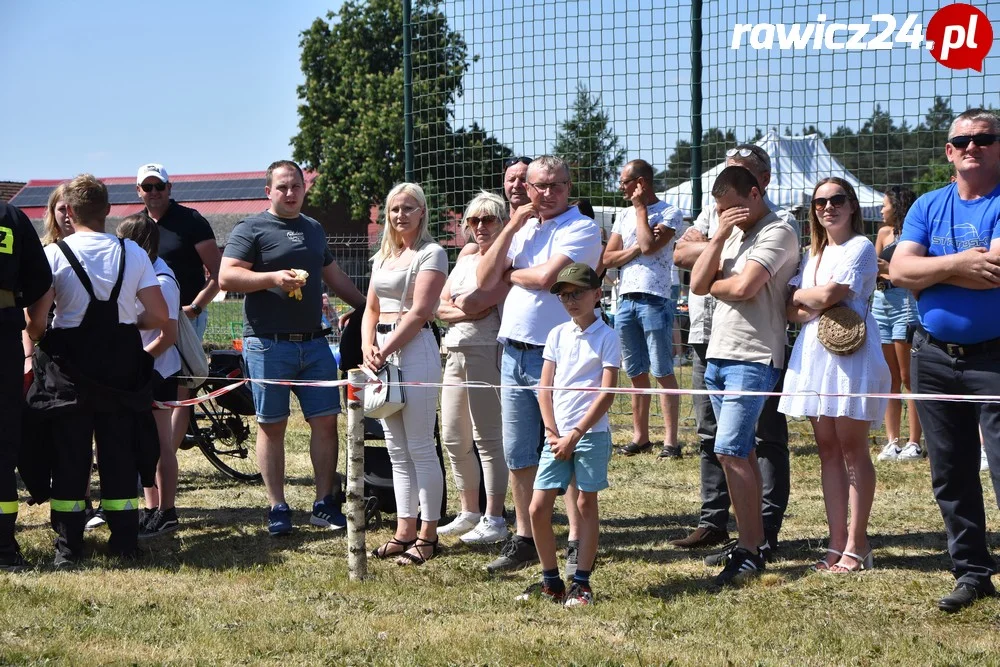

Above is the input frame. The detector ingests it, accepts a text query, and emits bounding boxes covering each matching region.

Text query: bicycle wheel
[190,396,262,482]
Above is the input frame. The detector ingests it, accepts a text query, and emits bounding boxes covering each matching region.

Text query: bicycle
[182,350,262,483]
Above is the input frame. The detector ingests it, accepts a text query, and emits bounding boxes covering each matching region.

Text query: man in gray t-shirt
[220,160,365,536]
[690,166,798,588]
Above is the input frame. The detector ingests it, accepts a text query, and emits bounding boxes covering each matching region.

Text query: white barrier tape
[170,373,1000,406]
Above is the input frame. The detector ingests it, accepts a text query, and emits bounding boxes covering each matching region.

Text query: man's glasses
[726,146,769,167]
[140,182,167,193]
[619,176,640,187]
[467,215,500,227]
[812,194,849,209]
[557,288,590,303]
[503,156,532,169]
[527,181,568,193]
[948,133,998,149]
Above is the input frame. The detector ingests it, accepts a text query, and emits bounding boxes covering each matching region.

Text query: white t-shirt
[143,257,182,377]
[371,243,448,313]
[498,206,602,346]
[46,232,159,330]
[687,197,799,344]
[543,318,621,435]
[611,200,684,298]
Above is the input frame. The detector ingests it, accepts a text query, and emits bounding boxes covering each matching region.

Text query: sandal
[396,537,439,566]
[810,548,843,572]
[828,548,874,574]
[615,441,653,456]
[371,537,416,559]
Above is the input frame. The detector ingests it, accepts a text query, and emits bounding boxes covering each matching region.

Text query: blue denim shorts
[243,336,341,423]
[615,293,675,378]
[705,359,781,459]
[872,287,916,344]
[500,344,545,470]
[534,430,612,494]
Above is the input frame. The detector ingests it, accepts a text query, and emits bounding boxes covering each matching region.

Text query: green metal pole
[691,0,703,218]
[403,0,414,183]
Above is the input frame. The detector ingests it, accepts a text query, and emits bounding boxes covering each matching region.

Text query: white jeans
[376,328,443,521]
[440,344,508,501]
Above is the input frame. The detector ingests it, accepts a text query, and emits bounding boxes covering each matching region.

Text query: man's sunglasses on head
[503,156,533,169]
[948,133,998,149]
[140,182,168,193]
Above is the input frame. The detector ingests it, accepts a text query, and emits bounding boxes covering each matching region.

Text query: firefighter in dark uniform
[0,201,52,572]
[25,174,166,568]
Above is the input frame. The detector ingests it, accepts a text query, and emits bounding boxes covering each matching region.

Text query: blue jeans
[191,310,209,341]
[243,336,341,423]
[500,344,545,470]
[615,293,675,378]
[705,359,781,459]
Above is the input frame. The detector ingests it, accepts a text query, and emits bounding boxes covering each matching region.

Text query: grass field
[3,390,1000,665]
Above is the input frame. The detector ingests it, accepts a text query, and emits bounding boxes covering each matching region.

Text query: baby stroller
[338,313,449,530]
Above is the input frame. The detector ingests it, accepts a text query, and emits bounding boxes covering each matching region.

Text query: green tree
[552,82,626,206]
[293,0,509,226]
[658,128,738,191]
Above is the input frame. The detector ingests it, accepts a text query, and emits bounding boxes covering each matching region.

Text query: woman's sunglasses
[812,194,849,209]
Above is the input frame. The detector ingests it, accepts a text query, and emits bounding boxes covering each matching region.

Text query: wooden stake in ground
[346,368,368,580]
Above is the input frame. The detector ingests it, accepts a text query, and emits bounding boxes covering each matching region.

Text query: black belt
[918,325,1000,358]
[621,292,667,304]
[265,328,331,342]
[376,322,430,334]
[507,339,543,351]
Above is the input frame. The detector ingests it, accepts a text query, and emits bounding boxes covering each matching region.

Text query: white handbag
[362,359,405,419]
[362,252,418,418]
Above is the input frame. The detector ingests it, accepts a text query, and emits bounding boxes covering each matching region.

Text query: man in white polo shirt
[477,155,603,573]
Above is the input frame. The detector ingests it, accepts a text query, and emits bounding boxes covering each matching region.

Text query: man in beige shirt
[690,166,798,588]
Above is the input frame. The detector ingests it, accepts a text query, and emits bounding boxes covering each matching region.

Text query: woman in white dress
[779,178,890,573]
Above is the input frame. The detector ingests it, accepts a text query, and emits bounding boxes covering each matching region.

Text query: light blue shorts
[615,293,676,378]
[873,287,917,344]
[705,359,781,459]
[534,431,612,494]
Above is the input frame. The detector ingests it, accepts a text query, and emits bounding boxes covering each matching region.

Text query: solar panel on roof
[8,178,270,209]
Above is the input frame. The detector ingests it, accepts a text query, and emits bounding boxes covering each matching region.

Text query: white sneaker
[438,512,481,536]
[898,442,926,460]
[460,516,510,544]
[877,439,901,461]
[982,449,990,472]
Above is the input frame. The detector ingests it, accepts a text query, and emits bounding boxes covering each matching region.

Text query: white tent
[661,131,885,220]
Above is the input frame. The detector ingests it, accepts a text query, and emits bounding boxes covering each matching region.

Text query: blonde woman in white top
[437,192,511,544]
[362,183,448,566]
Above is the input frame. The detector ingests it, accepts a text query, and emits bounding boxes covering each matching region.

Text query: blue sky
[2,0,998,183]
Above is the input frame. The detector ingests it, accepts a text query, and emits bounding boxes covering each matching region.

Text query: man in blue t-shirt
[220,160,365,537]
[891,108,1000,613]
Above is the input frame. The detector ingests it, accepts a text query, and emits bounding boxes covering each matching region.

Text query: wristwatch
[189,303,203,315]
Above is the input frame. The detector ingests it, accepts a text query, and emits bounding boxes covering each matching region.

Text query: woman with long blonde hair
[362,183,448,565]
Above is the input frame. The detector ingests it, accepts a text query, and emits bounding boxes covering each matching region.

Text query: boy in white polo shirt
[517,263,620,607]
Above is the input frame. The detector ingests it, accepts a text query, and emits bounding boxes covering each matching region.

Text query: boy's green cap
[549,262,601,294]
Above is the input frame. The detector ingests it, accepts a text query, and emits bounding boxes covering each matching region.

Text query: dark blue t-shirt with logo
[901,181,1000,344]
[223,211,334,337]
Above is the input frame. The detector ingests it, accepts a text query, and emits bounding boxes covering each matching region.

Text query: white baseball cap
[136,163,169,185]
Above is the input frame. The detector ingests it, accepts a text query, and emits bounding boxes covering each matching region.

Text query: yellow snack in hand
[289,269,309,301]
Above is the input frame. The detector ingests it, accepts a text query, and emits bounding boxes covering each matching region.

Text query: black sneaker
[84,507,106,531]
[565,539,579,579]
[53,552,76,571]
[139,507,158,531]
[139,508,179,539]
[713,547,765,588]
[704,540,738,567]
[515,581,566,604]
[486,534,538,574]
[938,582,997,613]
[0,548,31,573]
